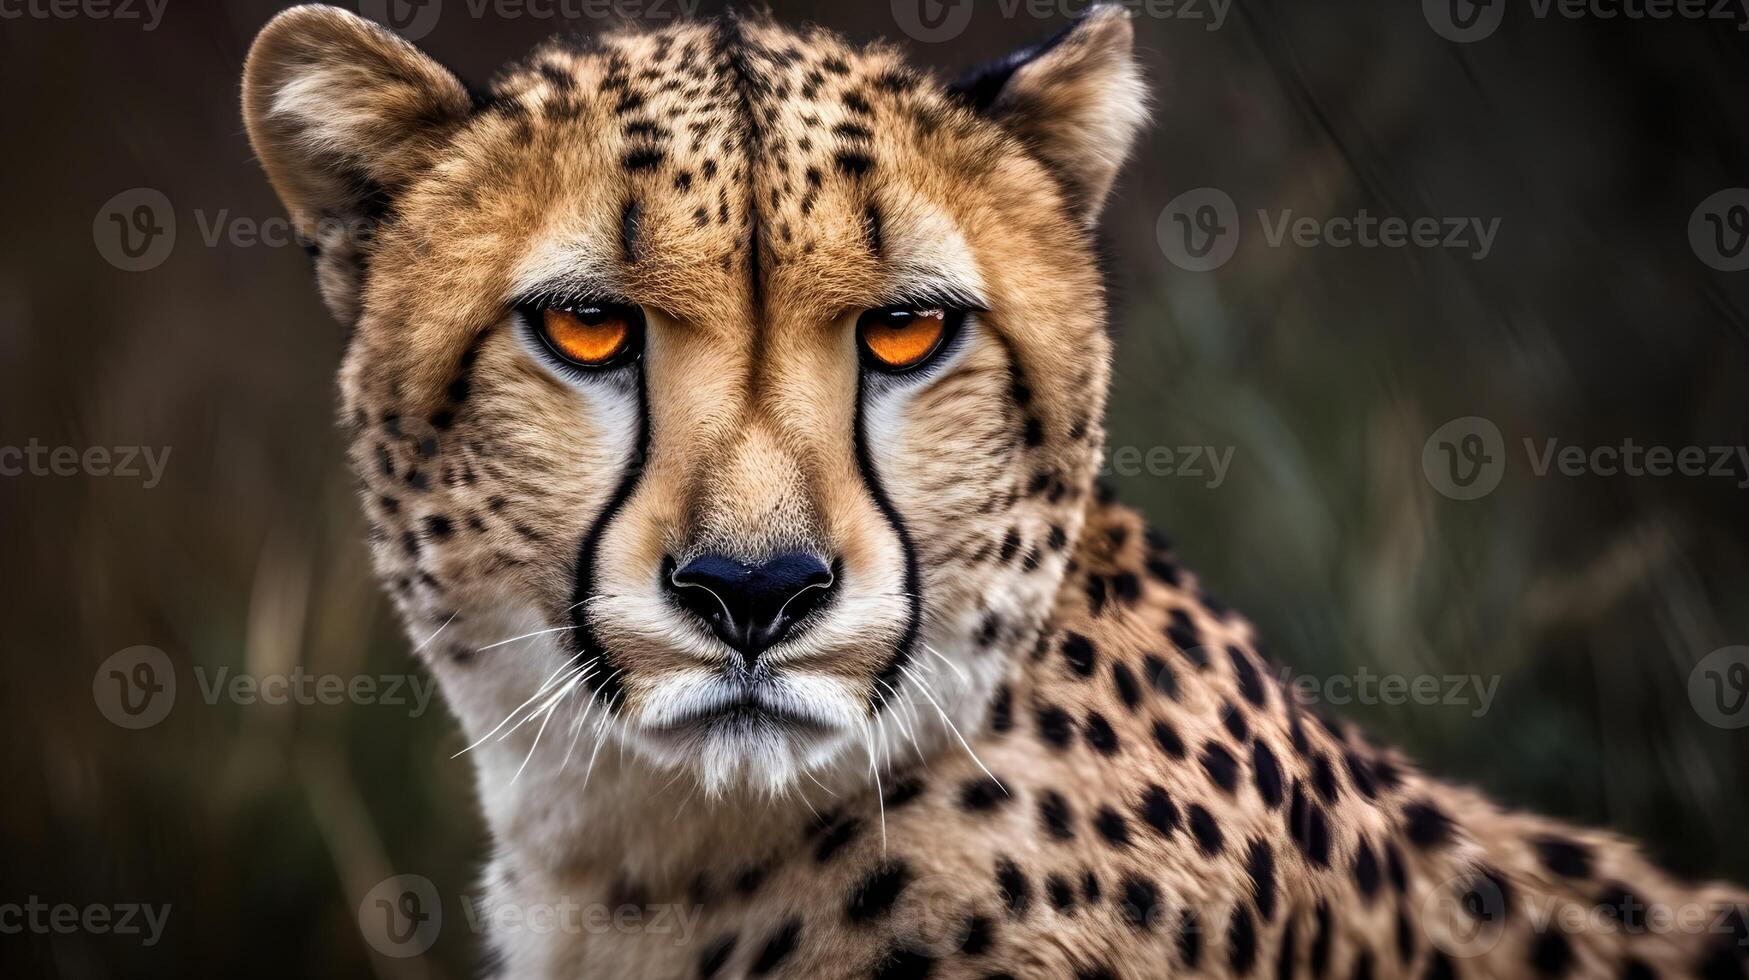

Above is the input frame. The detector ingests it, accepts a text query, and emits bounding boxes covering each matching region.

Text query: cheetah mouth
[645,692,838,740]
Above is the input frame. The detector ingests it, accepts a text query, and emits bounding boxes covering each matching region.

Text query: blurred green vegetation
[2,0,1747,976]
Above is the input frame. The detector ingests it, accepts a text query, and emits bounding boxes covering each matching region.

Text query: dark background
[4,0,1749,975]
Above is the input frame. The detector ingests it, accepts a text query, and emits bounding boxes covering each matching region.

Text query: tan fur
[244,6,1748,978]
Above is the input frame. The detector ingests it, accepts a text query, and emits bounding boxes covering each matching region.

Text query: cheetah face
[244,6,1145,795]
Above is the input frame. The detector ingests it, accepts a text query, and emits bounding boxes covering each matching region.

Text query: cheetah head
[243,4,1146,800]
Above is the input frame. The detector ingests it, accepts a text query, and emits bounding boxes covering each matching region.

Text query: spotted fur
[244,6,1748,978]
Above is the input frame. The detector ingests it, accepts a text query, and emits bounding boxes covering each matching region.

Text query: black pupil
[576,306,612,326]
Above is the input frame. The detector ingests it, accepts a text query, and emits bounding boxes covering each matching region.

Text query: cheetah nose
[664,552,836,663]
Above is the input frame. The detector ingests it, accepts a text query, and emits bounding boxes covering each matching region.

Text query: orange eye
[857,306,956,372]
[535,303,643,369]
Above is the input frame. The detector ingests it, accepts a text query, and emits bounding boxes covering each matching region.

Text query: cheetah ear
[950,4,1148,225]
[242,4,473,322]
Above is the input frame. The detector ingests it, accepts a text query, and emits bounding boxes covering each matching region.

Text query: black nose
[665,552,835,661]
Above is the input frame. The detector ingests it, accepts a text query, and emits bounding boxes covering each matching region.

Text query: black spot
[1697,945,1748,980]
[988,685,1013,733]
[1424,951,1455,980]
[1619,959,1655,980]
[1202,742,1239,793]
[1153,720,1187,759]
[1403,800,1455,850]
[1311,752,1340,803]
[1344,751,1379,800]
[1111,662,1141,711]
[1253,740,1285,808]
[1138,784,1179,838]
[959,776,1009,813]
[1036,704,1074,748]
[1081,869,1102,903]
[1112,572,1141,605]
[751,918,802,975]
[873,947,935,980]
[1456,866,1513,924]
[1275,916,1298,980]
[423,515,453,540]
[995,858,1031,917]
[1230,645,1267,707]
[1119,875,1160,930]
[1373,757,1404,792]
[998,528,1022,563]
[622,147,665,171]
[1352,950,1375,980]
[1222,702,1251,742]
[1384,841,1408,894]
[698,934,736,979]
[734,865,767,895]
[1353,838,1381,902]
[1046,874,1076,912]
[847,861,912,924]
[960,915,994,955]
[1039,790,1075,840]
[1177,907,1203,967]
[1310,902,1332,976]
[1532,836,1595,880]
[1187,804,1224,855]
[1287,783,1330,867]
[1247,839,1277,922]
[835,150,873,176]
[1229,904,1258,975]
[1094,806,1132,848]
[1395,907,1415,964]
[1529,930,1574,977]
[1061,632,1097,677]
[816,817,862,862]
[1084,712,1120,754]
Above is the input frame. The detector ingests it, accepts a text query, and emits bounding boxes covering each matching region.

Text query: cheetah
[242,5,1749,978]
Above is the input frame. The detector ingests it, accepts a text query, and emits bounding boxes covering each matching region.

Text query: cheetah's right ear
[950,4,1148,226]
[242,4,473,322]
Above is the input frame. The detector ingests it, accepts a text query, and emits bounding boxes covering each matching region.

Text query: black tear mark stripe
[856,370,922,712]
[571,368,649,710]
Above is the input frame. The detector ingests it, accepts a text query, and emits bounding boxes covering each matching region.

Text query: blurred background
[3,0,1749,975]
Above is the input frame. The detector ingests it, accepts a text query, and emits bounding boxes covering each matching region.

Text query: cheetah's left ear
[951,4,1149,225]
